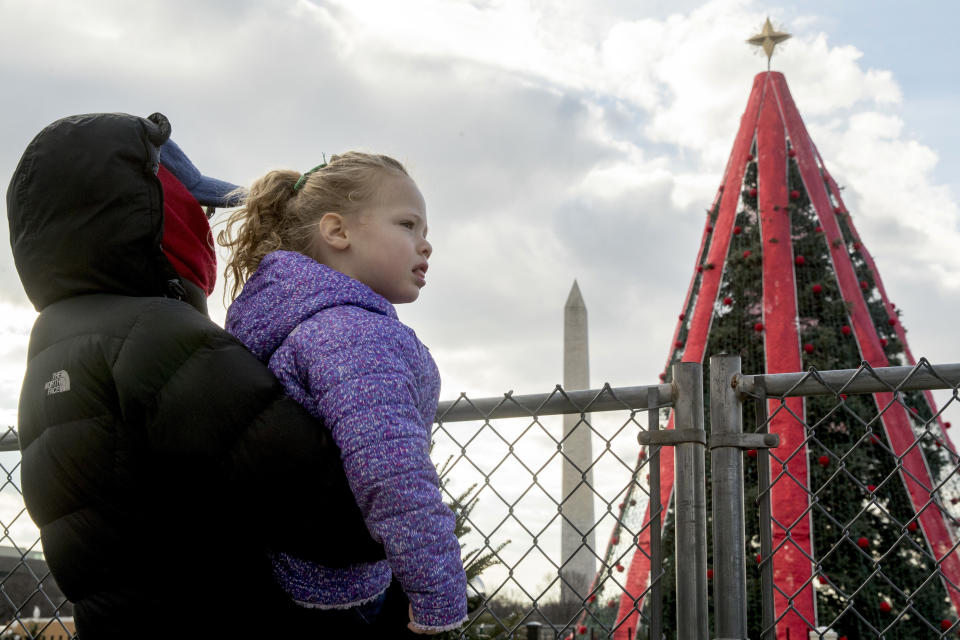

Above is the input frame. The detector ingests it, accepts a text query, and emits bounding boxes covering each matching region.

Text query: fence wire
[740,359,960,640]
[3,358,956,640]
[434,383,671,640]
[0,383,670,640]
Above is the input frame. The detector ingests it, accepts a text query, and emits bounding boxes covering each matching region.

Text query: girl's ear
[316,212,350,250]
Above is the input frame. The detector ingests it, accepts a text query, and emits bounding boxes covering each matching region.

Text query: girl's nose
[421,238,432,258]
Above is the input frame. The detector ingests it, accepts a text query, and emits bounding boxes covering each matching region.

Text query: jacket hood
[7,112,184,311]
[226,250,397,362]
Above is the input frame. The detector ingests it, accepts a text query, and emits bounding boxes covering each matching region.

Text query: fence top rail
[434,382,673,423]
[0,382,674,453]
[735,359,960,398]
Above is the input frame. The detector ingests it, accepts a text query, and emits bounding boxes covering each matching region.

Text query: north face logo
[44,370,70,395]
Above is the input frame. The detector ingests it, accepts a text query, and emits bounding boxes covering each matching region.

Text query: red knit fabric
[158,165,217,295]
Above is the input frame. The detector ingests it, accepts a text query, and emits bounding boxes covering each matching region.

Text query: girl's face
[337,173,431,304]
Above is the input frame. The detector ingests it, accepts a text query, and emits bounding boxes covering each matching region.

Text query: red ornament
[860,280,869,290]
[841,394,848,399]
[841,325,851,336]
[588,594,596,602]
[812,284,823,294]
[742,250,752,259]
[608,599,616,608]
[616,564,624,572]
[888,317,897,326]
[639,450,647,459]
[946,422,952,429]
[818,455,830,467]
[578,624,588,634]
[658,373,666,381]
[723,296,733,305]
[697,265,704,273]
[675,340,684,348]
[746,153,754,161]
[733,225,743,235]
[814,225,823,233]
[942,620,953,631]
[870,435,881,445]
[908,521,919,532]
[754,322,764,332]
[718,185,725,192]
[804,343,815,354]
[857,536,869,548]
[788,149,797,157]
[867,484,877,492]
[706,225,713,232]
[880,338,888,346]
[747,449,758,458]
[748,187,758,197]
[790,189,800,200]
[707,569,714,580]
[755,553,763,564]
[834,206,843,214]
[679,313,685,320]
[795,255,806,266]
[879,600,892,613]
[853,242,862,251]
[618,502,624,510]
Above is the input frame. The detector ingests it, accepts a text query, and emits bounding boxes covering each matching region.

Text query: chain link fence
[727,357,960,640]
[0,382,675,640]
[1,357,957,639]
[434,383,674,639]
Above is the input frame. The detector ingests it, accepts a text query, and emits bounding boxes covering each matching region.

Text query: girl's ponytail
[218,169,300,301]
[218,152,409,302]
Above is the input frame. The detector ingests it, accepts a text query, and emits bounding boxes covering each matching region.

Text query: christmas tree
[576,44,959,640]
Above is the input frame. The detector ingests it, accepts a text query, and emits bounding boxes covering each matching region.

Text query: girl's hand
[407,604,441,635]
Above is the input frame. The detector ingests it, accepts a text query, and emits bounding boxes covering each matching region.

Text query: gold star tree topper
[747,17,791,68]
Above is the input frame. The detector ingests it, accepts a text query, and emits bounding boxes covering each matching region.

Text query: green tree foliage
[656,142,955,639]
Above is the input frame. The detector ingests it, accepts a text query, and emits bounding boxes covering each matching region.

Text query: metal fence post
[709,354,747,639]
[672,362,708,640]
[648,386,663,640]
[524,621,541,640]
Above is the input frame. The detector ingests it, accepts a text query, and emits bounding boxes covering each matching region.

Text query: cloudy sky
[0,0,958,594]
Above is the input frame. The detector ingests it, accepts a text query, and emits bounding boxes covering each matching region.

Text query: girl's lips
[413,266,427,286]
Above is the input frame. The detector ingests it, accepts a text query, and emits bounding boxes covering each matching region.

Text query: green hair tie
[293,158,328,192]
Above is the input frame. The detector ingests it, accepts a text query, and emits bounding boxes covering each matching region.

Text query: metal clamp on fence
[637,428,706,446]
[635,362,710,640]
[710,432,780,450]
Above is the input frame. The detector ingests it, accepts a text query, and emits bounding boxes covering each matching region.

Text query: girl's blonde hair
[218,151,408,301]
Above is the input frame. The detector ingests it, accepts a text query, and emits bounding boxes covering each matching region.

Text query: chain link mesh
[435,385,669,640]
[0,384,667,640]
[745,360,960,640]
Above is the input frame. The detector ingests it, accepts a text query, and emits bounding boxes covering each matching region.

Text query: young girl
[219,152,467,634]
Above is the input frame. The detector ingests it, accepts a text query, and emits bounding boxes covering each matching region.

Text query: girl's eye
[401,221,415,229]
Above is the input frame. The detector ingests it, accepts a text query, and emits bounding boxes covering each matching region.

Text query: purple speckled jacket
[226,250,467,632]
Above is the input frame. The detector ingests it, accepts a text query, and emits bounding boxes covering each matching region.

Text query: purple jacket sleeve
[282,309,467,630]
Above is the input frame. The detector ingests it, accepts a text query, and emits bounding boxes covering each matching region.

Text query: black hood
[7,112,185,311]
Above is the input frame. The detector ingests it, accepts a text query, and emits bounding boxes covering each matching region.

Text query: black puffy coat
[6,113,387,637]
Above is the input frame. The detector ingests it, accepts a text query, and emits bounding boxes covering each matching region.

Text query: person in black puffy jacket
[6,112,394,638]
